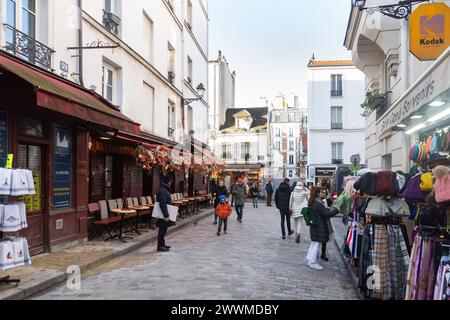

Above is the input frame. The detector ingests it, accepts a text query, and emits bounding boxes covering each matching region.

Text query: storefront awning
[0,51,140,135]
[223,164,264,172]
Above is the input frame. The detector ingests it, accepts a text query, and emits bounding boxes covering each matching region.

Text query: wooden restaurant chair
[93,201,121,241]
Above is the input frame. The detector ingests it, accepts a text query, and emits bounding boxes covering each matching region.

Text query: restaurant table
[110,208,137,243]
[129,205,152,233]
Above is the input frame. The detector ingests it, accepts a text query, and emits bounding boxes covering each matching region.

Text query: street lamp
[353,0,429,20]
[183,83,206,105]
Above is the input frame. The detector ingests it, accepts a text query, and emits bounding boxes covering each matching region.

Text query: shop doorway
[17,143,46,255]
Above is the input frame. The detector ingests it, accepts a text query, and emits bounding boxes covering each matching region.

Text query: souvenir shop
[334,48,450,301]
[0,51,140,258]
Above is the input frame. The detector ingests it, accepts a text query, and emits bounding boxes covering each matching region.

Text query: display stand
[0,167,34,286]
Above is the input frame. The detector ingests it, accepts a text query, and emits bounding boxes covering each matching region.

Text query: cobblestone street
[35,202,358,300]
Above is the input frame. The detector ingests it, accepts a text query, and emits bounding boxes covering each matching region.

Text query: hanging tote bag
[376,171,395,196]
[401,175,428,203]
[433,166,450,203]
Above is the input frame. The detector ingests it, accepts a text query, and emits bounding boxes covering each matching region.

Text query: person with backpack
[265,179,274,206]
[216,195,232,236]
[289,182,310,244]
[250,182,259,208]
[230,181,237,207]
[212,180,228,225]
[275,178,294,240]
[306,187,340,270]
[233,178,248,223]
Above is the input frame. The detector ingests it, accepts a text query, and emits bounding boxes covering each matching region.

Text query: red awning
[0,51,140,134]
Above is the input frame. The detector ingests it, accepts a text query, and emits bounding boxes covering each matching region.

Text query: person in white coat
[289,182,310,243]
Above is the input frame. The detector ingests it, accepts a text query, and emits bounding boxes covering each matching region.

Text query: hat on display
[427,153,450,168]
[409,144,420,162]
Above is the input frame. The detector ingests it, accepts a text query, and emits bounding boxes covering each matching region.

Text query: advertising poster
[53,126,72,210]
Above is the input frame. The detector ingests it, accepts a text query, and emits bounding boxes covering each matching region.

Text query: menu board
[53,126,72,210]
[0,112,8,168]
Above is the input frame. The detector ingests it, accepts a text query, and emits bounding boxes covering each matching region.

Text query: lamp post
[181,82,206,135]
[353,0,429,20]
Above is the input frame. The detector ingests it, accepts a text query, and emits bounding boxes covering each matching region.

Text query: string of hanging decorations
[134,145,225,175]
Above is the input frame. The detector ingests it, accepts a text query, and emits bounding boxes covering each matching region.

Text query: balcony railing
[331,123,343,130]
[375,94,389,120]
[103,10,121,35]
[332,159,344,165]
[3,24,54,70]
[331,90,343,97]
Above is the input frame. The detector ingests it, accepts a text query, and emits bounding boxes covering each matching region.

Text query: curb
[1,209,212,300]
[330,219,363,301]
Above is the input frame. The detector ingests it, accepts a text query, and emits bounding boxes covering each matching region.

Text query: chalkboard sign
[53,126,72,210]
[0,112,8,168]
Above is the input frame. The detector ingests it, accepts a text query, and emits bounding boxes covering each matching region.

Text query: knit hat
[219,195,226,202]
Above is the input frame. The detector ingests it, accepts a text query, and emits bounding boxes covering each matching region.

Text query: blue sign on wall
[0,112,8,168]
[53,126,72,210]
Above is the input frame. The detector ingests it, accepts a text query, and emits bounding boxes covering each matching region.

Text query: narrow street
[35,202,358,300]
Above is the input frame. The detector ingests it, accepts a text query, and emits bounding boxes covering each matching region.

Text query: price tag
[6,154,13,169]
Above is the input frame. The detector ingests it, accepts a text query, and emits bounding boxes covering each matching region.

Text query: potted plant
[360,91,386,114]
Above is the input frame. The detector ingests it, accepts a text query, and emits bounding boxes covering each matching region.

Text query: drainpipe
[400,18,410,172]
[78,0,84,87]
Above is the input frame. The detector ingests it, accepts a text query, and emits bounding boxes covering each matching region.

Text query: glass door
[17,143,45,254]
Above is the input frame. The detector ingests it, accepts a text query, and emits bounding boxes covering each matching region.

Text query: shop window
[18,144,42,214]
[105,155,114,200]
[19,116,44,138]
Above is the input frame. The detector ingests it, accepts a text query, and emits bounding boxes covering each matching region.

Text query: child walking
[216,195,232,236]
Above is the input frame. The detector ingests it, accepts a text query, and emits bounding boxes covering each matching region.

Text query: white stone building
[344,0,450,172]
[307,59,366,185]
[217,108,269,180]
[208,50,236,155]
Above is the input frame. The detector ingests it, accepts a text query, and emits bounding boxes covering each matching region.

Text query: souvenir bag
[0,241,15,271]
[420,172,434,192]
[12,238,25,268]
[430,134,438,154]
[433,166,450,203]
[376,171,395,196]
[401,175,428,203]
[425,135,432,154]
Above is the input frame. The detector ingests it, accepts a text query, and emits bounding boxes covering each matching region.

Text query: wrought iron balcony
[103,10,121,35]
[331,123,343,130]
[331,90,343,97]
[3,24,54,70]
[332,159,344,165]
[375,94,389,120]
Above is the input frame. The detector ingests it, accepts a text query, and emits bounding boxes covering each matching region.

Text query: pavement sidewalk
[0,209,212,300]
[329,216,362,300]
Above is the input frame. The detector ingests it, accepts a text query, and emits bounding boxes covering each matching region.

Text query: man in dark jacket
[275,178,294,239]
[213,180,228,224]
[265,179,274,207]
[156,175,174,252]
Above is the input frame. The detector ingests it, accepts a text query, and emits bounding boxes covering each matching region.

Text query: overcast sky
[209,0,353,108]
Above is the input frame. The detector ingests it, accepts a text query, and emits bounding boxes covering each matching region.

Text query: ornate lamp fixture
[353,0,429,20]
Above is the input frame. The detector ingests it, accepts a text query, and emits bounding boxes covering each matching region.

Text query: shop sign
[315,167,335,177]
[53,126,72,210]
[410,3,450,61]
[0,112,8,168]
[377,51,450,135]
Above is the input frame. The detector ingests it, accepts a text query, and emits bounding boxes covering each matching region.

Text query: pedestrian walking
[213,180,228,225]
[216,195,232,236]
[250,182,259,208]
[230,181,237,207]
[306,187,340,270]
[265,179,274,206]
[289,182,310,243]
[233,178,247,223]
[275,178,294,240]
[156,176,175,252]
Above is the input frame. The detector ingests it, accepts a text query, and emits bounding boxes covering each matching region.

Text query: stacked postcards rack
[0,168,34,285]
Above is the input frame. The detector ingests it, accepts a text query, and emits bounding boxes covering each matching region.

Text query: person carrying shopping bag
[306,187,340,270]
[289,182,310,244]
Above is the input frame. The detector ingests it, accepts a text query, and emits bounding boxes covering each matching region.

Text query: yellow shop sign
[410,2,450,61]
